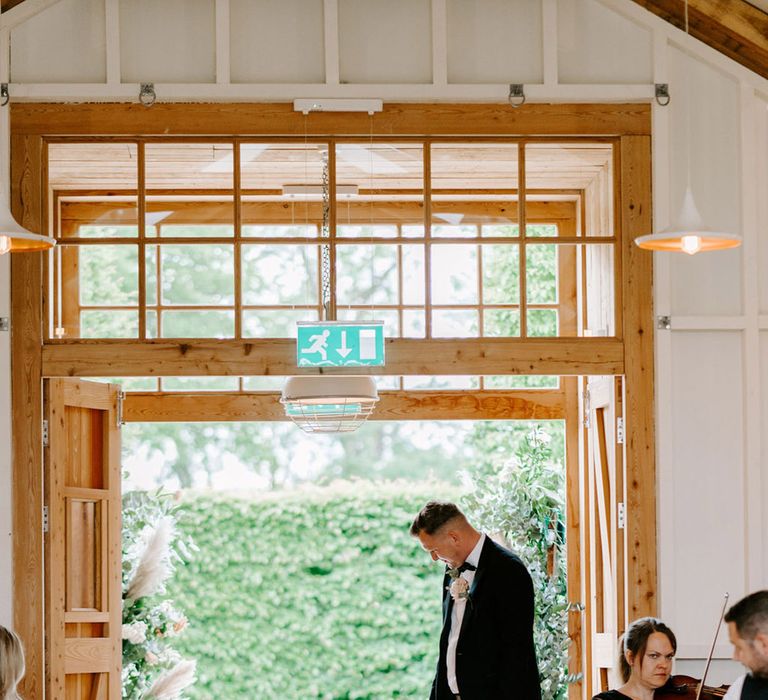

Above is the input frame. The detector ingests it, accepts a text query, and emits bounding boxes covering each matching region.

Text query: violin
[654,674,728,700]
[655,593,731,700]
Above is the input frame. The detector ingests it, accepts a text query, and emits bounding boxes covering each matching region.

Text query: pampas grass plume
[143,659,196,699]
[126,516,173,601]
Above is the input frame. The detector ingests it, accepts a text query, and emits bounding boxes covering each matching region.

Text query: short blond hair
[0,626,25,700]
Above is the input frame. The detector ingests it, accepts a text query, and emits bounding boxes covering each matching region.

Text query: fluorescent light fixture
[294,99,383,115]
[282,184,358,198]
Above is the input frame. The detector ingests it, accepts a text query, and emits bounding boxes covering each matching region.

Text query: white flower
[448,576,470,602]
[122,621,148,644]
[145,651,159,665]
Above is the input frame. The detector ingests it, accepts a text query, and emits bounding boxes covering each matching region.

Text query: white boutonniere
[447,568,471,602]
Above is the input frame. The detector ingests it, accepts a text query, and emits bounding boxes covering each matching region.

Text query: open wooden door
[580,375,626,698]
[45,379,122,699]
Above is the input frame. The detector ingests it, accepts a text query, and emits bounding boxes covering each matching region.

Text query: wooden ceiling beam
[629,0,768,80]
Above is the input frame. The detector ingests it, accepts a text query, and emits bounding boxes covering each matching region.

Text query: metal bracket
[616,417,625,444]
[657,315,672,330]
[42,419,49,447]
[139,83,156,107]
[0,84,8,107]
[117,389,125,427]
[617,502,626,530]
[42,505,49,534]
[655,83,670,106]
[508,84,525,108]
[0,317,8,331]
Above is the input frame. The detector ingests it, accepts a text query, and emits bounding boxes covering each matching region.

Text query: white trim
[665,317,748,331]
[0,0,65,30]
[6,81,656,103]
[215,0,230,86]
[104,0,120,86]
[323,0,340,86]
[541,0,558,89]
[431,0,447,88]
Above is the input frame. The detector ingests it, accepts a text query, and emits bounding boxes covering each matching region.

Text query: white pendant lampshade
[280,376,379,434]
[635,186,741,255]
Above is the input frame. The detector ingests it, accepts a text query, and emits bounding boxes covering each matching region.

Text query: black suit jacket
[430,536,541,700]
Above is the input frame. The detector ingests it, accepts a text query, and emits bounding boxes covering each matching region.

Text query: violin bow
[695,592,730,700]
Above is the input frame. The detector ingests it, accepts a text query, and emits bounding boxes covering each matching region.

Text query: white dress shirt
[447,533,485,694]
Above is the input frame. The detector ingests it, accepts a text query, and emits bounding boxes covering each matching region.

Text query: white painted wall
[0,254,11,628]
[2,0,767,686]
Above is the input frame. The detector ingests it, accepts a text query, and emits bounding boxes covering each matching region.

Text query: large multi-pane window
[48,139,615,349]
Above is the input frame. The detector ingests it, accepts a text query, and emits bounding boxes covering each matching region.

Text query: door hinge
[616,417,625,444]
[617,502,626,530]
[42,419,49,447]
[117,389,125,428]
[42,506,49,534]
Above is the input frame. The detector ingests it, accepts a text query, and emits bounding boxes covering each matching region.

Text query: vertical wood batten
[10,130,44,700]
[620,135,656,619]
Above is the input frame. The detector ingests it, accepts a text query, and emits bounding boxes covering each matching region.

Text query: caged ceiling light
[0,85,55,255]
[634,0,741,256]
[280,376,379,434]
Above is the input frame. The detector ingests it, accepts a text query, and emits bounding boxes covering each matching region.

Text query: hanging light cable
[634,0,741,255]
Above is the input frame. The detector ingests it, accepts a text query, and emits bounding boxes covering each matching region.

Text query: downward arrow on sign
[337,330,352,358]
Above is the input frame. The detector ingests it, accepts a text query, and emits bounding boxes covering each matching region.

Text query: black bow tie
[457,561,476,573]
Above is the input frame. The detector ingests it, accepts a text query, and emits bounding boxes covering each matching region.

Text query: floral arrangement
[122,490,197,700]
[462,427,576,700]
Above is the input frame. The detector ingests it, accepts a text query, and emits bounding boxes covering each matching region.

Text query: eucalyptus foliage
[122,490,197,699]
[462,426,573,700]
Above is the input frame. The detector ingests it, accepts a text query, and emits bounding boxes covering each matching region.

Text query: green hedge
[168,481,458,699]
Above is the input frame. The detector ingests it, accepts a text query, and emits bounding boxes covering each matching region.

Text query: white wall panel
[120,0,216,84]
[756,331,768,587]
[662,331,745,655]
[557,0,652,84]
[446,0,542,84]
[668,48,742,316]
[757,99,768,314]
[338,0,431,84]
[10,0,106,83]
[230,0,325,84]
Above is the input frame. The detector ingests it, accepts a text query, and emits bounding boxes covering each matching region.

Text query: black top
[592,692,631,700]
[742,674,768,700]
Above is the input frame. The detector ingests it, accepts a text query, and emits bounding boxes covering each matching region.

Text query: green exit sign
[296,321,385,367]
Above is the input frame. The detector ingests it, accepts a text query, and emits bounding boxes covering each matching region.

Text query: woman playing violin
[593,617,677,700]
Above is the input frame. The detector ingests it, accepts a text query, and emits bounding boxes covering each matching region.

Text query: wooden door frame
[10,102,654,700]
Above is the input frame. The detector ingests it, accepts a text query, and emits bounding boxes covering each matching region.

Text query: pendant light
[0,85,55,254]
[634,0,741,255]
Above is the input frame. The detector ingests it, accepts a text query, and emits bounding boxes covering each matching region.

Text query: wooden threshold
[42,337,625,377]
[123,389,566,422]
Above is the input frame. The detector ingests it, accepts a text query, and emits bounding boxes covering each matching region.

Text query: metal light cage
[280,376,379,434]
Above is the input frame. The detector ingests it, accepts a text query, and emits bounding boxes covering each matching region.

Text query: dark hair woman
[593,617,677,700]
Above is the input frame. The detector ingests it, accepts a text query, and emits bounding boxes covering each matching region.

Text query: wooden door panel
[46,378,122,700]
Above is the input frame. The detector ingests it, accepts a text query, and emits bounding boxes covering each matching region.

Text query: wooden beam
[620,135,657,619]
[123,389,567,422]
[629,0,768,80]
[42,337,625,377]
[11,102,652,137]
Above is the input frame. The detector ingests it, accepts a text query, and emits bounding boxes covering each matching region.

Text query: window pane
[402,245,425,305]
[80,245,138,306]
[483,309,521,337]
[158,224,234,238]
[241,142,326,192]
[527,309,558,337]
[482,244,519,305]
[403,310,426,338]
[336,308,399,338]
[336,244,398,306]
[243,309,319,338]
[88,376,159,391]
[76,223,139,239]
[336,143,424,193]
[146,143,234,191]
[81,310,138,338]
[242,376,287,391]
[161,245,234,305]
[161,310,234,338]
[482,223,519,238]
[146,311,158,339]
[431,224,477,238]
[403,376,479,390]
[432,309,478,337]
[526,223,559,238]
[337,224,398,238]
[242,245,318,305]
[401,225,425,238]
[431,245,477,304]
[485,375,559,389]
[146,247,157,306]
[161,376,239,391]
[242,223,318,238]
[526,245,557,304]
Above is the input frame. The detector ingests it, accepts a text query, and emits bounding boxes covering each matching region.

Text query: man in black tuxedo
[410,501,541,700]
